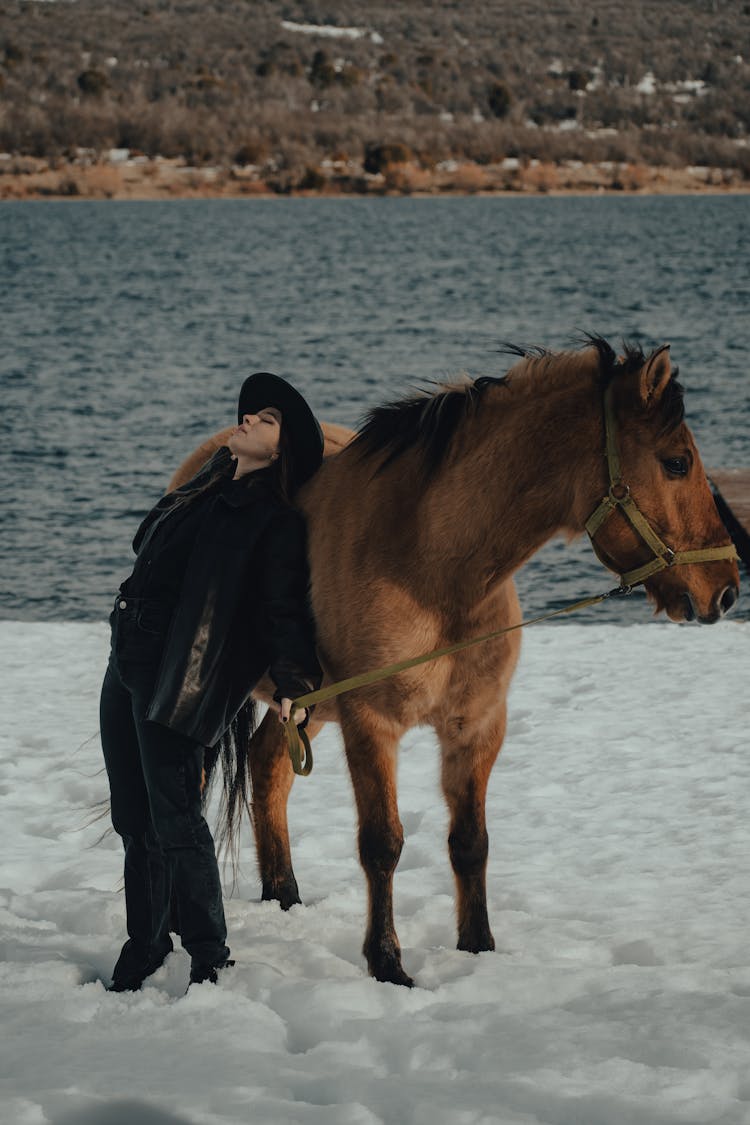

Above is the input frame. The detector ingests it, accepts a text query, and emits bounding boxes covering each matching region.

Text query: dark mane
[353,375,507,477]
[506,333,685,436]
[658,378,685,435]
[599,335,685,435]
[353,336,685,477]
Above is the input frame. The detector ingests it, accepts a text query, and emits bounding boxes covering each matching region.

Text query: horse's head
[586,344,739,623]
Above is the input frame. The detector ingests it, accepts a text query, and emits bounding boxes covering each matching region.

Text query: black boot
[189,958,235,986]
[108,937,173,992]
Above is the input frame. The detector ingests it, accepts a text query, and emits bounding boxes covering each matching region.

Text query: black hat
[237,372,324,488]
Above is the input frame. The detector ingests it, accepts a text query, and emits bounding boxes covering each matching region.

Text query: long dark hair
[195,422,298,869]
[270,420,297,504]
[208,696,258,877]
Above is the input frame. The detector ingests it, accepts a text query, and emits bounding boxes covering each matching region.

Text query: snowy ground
[1,620,749,1125]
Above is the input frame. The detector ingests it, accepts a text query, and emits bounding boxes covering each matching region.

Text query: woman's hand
[279,698,308,726]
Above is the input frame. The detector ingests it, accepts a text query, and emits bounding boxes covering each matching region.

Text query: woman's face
[228,405,282,462]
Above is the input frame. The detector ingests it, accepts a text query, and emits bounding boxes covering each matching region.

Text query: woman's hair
[270,421,297,505]
[171,463,225,504]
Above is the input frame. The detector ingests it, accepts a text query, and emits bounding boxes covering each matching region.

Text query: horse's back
[169,420,354,492]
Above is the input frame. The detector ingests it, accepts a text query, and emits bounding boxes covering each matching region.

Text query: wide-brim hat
[237,372,324,488]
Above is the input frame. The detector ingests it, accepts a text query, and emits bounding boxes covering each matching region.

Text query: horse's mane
[353,335,684,477]
[353,373,507,477]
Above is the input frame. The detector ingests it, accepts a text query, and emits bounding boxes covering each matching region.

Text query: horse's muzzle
[684,583,739,624]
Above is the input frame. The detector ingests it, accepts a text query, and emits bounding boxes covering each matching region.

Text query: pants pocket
[137,605,172,637]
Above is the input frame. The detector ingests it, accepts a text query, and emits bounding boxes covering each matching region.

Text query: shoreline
[2,155,748,201]
[5,188,750,202]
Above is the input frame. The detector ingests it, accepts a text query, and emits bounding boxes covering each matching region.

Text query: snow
[1,619,749,1125]
[280,21,384,45]
[677,80,708,95]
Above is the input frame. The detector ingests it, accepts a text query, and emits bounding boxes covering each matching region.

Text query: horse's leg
[248,709,325,910]
[339,704,412,987]
[437,705,507,954]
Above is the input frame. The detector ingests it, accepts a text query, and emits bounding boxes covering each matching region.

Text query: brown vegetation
[1,0,749,197]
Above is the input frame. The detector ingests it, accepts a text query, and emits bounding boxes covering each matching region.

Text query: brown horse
[171,338,739,987]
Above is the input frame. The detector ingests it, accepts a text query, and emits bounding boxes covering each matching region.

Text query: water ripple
[1,197,748,621]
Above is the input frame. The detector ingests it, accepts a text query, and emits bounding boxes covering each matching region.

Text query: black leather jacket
[134,449,321,747]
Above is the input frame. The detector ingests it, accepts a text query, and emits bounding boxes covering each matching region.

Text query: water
[1,196,748,623]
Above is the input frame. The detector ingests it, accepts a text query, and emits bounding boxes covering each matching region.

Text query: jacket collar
[179,447,277,509]
[218,464,277,508]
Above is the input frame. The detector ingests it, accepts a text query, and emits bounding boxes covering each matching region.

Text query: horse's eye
[662,457,689,477]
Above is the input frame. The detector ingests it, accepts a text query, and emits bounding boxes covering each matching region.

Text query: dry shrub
[732,148,750,180]
[182,169,208,189]
[364,141,412,174]
[297,165,327,191]
[265,140,318,192]
[487,80,512,118]
[0,154,42,175]
[238,179,271,195]
[520,161,559,192]
[234,138,269,166]
[3,43,25,67]
[383,162,432,193]
[617,162,649,190]
[446,161,488,192]
[38,173,81,196]
[83,164,123,197]
[77,69,109,97]
[162,179,187,196]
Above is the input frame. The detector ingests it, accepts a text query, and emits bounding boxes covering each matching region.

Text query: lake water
[1,196,748,623]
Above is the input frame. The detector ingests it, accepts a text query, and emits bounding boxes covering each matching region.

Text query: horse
[170,337,739,987]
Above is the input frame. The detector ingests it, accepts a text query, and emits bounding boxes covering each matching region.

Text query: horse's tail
[204,700,257,876]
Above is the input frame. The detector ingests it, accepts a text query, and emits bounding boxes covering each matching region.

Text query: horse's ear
[637,344,672,408]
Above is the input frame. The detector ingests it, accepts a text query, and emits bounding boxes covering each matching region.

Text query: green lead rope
[283,587,626,776]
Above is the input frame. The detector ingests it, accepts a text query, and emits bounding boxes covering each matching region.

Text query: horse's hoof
[261,877,301,911]
[457,931,496,954]
[368,951,415,988]
[374,963,415,988]
[279,887,302,911]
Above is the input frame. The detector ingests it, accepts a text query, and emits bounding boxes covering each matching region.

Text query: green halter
[585,383,738,589]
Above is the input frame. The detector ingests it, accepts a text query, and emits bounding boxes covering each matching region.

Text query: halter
[585,383,738,590]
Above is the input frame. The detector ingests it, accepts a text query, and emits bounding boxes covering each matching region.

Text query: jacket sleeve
[258,508,322,703]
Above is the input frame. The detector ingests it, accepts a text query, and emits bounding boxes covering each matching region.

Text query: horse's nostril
[720,584,739,616]
[682,593,696,622]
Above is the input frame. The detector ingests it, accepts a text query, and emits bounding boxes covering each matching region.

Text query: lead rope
[283,585,630,775]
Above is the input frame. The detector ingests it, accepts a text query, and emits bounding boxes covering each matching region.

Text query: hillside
[1,0,749,196]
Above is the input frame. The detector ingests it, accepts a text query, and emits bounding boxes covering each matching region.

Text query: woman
[100,372,323,991]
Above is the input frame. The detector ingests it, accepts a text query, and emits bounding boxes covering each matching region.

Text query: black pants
[100,596,230,983]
